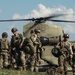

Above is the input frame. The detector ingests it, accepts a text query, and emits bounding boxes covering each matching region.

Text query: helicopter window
[40,37,49,46]
[40,36,59,46]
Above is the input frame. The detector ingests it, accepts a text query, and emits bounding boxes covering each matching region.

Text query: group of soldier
[0,27,41,72]
[0,27,75,75]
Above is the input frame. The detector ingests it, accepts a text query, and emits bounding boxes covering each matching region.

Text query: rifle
[58,35,63,55]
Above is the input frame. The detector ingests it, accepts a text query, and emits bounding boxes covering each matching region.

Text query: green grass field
[0,69,73,75]
[0,69,46,75]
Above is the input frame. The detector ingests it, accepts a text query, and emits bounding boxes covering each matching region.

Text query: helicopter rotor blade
[0,14,74,23]
[0,19,35,22]
[0,14,65,22]
[48,19,75,23]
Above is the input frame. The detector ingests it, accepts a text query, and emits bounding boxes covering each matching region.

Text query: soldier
[23,29,41,72]
[29,29,42,72]
[22,30,34,66]
[72,52,75,75]
[71,45,75,75]
[22,29,42,72]
[11,27,26,70]
[58,33,73,75]
[0,32,10,68]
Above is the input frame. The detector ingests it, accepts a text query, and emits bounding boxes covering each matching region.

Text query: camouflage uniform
[27,29,42,72]
[11,28,26,70]
[0,32,10,68]
[22,38,33,66]
[58,34,73,75]
[73,53,75,75]
[72,45,75,75]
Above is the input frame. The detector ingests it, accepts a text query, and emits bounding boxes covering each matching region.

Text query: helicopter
[0,14,75,74]
[22,14,75,73]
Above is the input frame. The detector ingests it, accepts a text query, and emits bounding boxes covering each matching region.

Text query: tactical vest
[11,33,23,47]
[0,38,8,50]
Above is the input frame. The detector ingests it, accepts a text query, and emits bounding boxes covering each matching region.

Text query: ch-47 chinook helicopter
[0,14,75,74]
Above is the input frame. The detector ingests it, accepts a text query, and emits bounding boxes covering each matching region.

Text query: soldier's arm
[69,43,73,59]
[30,35,38,45]
[69,43,73,55]
[7,40,10,49]
[19,33,24,48]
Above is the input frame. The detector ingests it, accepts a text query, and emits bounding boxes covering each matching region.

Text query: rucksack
[0,38,8,50]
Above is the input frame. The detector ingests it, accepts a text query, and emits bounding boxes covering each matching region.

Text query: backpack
[51,47,61,57]
[0,38,8,50]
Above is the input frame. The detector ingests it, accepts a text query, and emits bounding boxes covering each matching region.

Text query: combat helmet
[11,27,18,33]
[63,33,69,38]
[34,29,41,33]
[2,32,8,38]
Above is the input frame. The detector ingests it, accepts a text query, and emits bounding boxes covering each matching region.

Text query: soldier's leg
[73,65,75,75]
[64,59,69,75]
[20,51,26,71]
[34,55,39,72]
[72,53,75,75]
[0,54,3,69]
[11,57,17,68]
[15,52,19,69]
[17,51,25,70]
[58,55,64,75]
[37,52,40,62]
[30,55,35,71]
[3,53,9,68]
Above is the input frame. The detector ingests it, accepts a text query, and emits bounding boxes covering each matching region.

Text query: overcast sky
[0,0,75,41]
